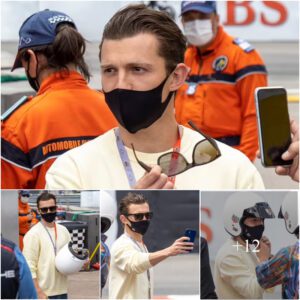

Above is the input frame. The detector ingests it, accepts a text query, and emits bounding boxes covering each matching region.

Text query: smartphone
[255,87,292,167]
[184,229,196,252]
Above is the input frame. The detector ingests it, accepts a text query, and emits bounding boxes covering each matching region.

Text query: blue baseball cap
[19,190,31,197]
[12,9,76,71]
[181,1,217,15]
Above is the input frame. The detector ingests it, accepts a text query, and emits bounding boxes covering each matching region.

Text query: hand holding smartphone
[184,229,197,252]
[255,87,293,167]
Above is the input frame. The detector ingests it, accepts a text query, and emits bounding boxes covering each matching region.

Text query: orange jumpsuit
[1,70,117,188]
[18,199,39,250]
[175,26,268,161]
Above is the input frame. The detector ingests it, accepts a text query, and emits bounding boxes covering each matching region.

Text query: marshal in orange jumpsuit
[1,70,117,189]
[175,26,268,161]
[18,196,39,251]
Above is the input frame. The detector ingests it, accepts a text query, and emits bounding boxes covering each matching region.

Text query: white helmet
[224,192,275,237]
[278,193,299,234]
[55,242,89,275]
[100,191,116,233]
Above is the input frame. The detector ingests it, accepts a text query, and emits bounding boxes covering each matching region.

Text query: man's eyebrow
[101,64,115,69]
[101,63,153,69]
[126,63,153,68]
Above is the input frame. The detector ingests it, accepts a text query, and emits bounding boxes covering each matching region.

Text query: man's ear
[23,49,38,77]
[212,13,220,34]
[215,13,220,24]
[120,214,128,225]
[169,63,190,91]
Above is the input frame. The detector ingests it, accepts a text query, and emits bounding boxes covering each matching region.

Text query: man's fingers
[148,173,169,189]
[282,142,299,160]
[256,149,261,159]
[181,245,194,249]
[161,180,174,190]
[144,165,163,185]
[174,246,193,253]
[290,119,299,140]
[260,236,271,246]
[177,236,190,242]
[275,166,290,176]
[135,165,162,188]
[176,242,194,248]
[154,175,174,189]
[135,166,175,189]
[179,246,194,251]
[261,236,269,242]
[175,242,194,248]
[180,241,194,245]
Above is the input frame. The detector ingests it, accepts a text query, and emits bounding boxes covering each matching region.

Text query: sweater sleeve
[219,253,264,299]
[22,231,40,279]
[45,153,82,189]
[113,243,152,275]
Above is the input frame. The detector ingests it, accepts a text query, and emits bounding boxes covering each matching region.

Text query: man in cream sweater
[45,4,264,190]
[23,192,71,299]
[109,192,194,299]
[214,193,275,299]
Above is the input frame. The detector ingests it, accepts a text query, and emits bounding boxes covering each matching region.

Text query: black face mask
[26,57,40,92]
[104,76,174,133]
[241,224,264,244]
[127,220,150,235]
[41,212,56,223]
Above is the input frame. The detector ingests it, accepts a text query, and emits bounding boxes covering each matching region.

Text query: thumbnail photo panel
[100,190,200,299]
[1,190,100,299]
[200,191,299,300]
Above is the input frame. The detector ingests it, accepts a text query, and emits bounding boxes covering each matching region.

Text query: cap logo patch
[284,211,289,220]
[48,15,73,24]
[19,36,31,46]
[232,214,239,223]
[182,1,206,8]
[232,225,238,232]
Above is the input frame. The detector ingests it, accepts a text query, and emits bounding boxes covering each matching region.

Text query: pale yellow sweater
[46,127,264,190]
[214,238,264,299]
[109,234,154,299]
[23,222,71,296]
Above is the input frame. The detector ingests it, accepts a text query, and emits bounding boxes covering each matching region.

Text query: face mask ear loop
[239,216,248,242]
[26,52,40,91]
[162,67,178,103]
[125,216,134,232]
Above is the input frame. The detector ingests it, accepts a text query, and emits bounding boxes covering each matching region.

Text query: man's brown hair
[119,192,149,215]
[36,191,57,208]
[20,24,90,81]
[99,4,187,74]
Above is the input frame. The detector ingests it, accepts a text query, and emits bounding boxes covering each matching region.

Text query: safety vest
[2,70,117,188]
[175,26,268,161]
